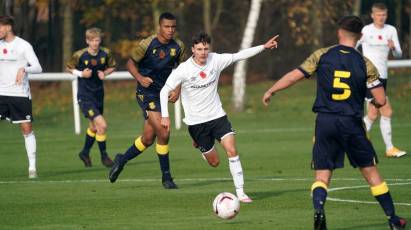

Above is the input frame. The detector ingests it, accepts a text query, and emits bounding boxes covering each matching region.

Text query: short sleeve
[106,49,116,68]
[176,39,186,64]
[298,48,327,78]
[66,50,83,69]
[130,36,153,63]
[364,57,382,89]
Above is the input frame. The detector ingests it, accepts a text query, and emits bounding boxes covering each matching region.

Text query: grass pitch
[0,76,410,229]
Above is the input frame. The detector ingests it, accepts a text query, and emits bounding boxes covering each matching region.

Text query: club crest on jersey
[170,48,176,56]
[2,48,7,54]
[149,102,156,110]
[100,57,106,64]
[84,60,89,65]
[88,109,95,117]
[91,59,97,66]
[199,71,207,79]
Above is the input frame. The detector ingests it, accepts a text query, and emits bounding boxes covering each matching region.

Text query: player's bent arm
[391,29,402,58]
[369,86,386,108]
[160,85,173,118]
[262,69,305,106]
[24,45,42,74]
[103,67,115,76]
[126,59,144,81]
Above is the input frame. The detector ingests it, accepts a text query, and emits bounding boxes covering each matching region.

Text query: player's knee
[368,113,378,121]
[141,136,154,147]
[226,148,238,157]
[208,159,219,167]
[381,109,392,118]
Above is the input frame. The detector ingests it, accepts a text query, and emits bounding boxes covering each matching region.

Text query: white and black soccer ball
[212,192,240,219]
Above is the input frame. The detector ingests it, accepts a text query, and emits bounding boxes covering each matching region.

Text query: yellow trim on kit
[371,182,389,196]
[134,136,146,152]
[86,128,96,137]
[311,181,328,192]
[95,134,107,142]
[156,144,169,155]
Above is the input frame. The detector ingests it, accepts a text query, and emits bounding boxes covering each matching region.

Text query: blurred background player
[0,16,42,178]
[109,12,185,189]
[357,2,406,158]
[67,27,116,168]
[262,16,407,230]
[160,32,279,202]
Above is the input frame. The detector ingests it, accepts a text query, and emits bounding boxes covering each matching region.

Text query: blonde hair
[85,27,102,40]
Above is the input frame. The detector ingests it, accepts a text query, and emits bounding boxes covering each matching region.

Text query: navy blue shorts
[366,78,387,100]
[78,94,104,120]
[312,113,378,170]
[188,116,235,153]
[136,93,161,120]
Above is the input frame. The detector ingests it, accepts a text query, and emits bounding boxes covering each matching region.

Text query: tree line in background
[1,0,410,79]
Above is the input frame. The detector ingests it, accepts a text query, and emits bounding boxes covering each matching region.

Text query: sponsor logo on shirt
[190,79,216,89]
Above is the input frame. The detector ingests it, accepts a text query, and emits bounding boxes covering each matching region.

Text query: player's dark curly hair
[0,15,15,33]
[191,31,211,47]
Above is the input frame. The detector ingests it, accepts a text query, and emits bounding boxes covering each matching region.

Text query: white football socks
[363,115,374,132]
[380,116,393,151]
[228,155,245,196]
[24,131,37,171]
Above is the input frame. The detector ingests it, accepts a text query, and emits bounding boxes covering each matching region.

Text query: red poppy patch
[378,35,383,40]
[3,48,7,54]
[200,71,206,79]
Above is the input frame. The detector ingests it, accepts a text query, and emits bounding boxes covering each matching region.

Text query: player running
[159,31,279,202]
[357,2,406,158]
[109,12,185,189]
[67,27,116,168]
[0,16,42,178]
[262,16,407,230]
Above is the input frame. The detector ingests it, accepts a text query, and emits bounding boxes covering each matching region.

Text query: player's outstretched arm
[232,35,279,62]
[262,68,305,106]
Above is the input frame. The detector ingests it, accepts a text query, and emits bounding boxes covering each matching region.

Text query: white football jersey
[0,36,42,98]
[164,53,233,125]
[357,23,402,79]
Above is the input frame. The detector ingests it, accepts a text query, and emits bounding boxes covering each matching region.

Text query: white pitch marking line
[328,182,411,206]
[0,177,410,185]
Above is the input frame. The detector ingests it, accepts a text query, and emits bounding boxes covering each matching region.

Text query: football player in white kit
[357,2,406,158]
[0,16,42,178]
[160,32,278,203]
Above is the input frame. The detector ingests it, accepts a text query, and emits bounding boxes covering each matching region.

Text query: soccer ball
[212,192,240,219]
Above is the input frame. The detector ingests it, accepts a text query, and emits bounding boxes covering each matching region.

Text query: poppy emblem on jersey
[170,48,176,56]
[159,50,166,59]
[100,57,106,64]
[2,48,7,54]
[91,59,97,66]
[378,35,383,40]
[199,71,206,79]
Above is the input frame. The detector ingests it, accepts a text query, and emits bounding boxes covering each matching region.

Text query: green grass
[0,76,410,230]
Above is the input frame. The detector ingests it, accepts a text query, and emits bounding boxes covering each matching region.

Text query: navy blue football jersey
[298,45,381,118]
[130,35,185,95]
